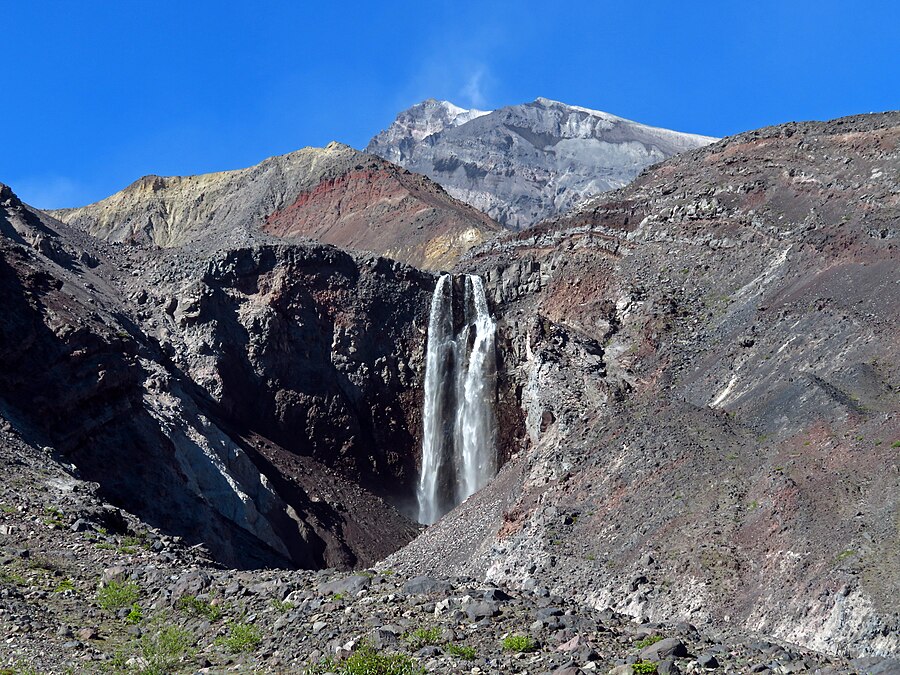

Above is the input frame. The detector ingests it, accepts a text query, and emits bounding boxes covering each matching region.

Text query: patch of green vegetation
[405,626,441,649]
[445,643,476,660]
[835,549,856,563]
[43,505,64,527]
[305,642,424,675]
[332,593,345,602]
[28,554,64,574]
[178,594,222,622]
[1,503,16,514]
[0,569,28,586]
[95,542,116,550]
[139,624,196,674]
[501,634,537,653]
[97,580,140,611]
[271,599,295,613]
[892,440,900,448]
[120,535,150,551]
[586,553,596,561]
[103,620,196,674]
[126,603,143,625]
[749,499,760,510]
[54,578,76,593]
[632,661,659,674]
[215,621,262,653]
[0,662,42,675]
[635,635,663,649]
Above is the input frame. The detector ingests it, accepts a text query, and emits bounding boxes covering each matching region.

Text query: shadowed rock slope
[368,97,717,229]
[49,142,499,270]
[383,112,900,658]
[1,181,432,571]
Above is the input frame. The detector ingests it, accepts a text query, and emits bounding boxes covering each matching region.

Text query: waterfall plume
[417,274,497,525]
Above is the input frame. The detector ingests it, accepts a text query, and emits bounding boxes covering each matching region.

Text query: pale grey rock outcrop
[367,97,717,229]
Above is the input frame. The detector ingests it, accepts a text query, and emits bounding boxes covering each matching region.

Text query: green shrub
[632,661,659,674]
[216,621,262,653]
[445,643,476,660]
[54,578,76,593]
[306,641,424,675]
[178,594,222,621]
[501,634,537,652]
[139,624,196,675]
[126,603,143,624]
[635,635,663,649]
[271,599,295,613]
[405,626,441,648]
[97,580,140,611]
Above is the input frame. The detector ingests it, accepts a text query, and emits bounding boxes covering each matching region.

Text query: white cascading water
[417,274,497,525]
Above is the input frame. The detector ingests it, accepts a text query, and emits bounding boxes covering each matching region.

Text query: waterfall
[417,273,497,525]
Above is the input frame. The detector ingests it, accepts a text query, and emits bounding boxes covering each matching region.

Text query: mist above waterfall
[417,274,498,525]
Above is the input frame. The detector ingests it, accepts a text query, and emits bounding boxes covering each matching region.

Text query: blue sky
[2,0,897,208]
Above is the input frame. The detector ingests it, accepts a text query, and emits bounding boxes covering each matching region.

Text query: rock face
[382,112,900,658]
[49,143,499,270]
[0,181,429,570]
[367,97,717,229]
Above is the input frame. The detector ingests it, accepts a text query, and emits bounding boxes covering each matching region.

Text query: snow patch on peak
[436,100,492,127]
[367,99,491,163]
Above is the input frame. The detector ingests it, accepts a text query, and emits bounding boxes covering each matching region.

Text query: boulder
[641,637,688,661]
[402,575,452,595]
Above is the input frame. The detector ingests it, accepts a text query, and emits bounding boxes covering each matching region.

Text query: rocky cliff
[49,143,499,270]
[368,97,717,229]
[1,181,432,571]
[383,112,900,658]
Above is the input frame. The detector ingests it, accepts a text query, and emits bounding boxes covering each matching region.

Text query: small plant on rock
[635,635,663,649]
[632,661,659,674]
[178,594,222,621]
[125,602,143,624]
[271,598,295,613]
[43,505,64,527]
[405,626,441,648]
[502,634,537,653]
[216,620,262,653]
[54,578,76,593]
[445,643,476,660]
[97,580,140,611]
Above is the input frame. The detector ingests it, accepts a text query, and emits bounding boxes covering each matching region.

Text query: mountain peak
[367,98,717,229]
[367,99,491,164]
